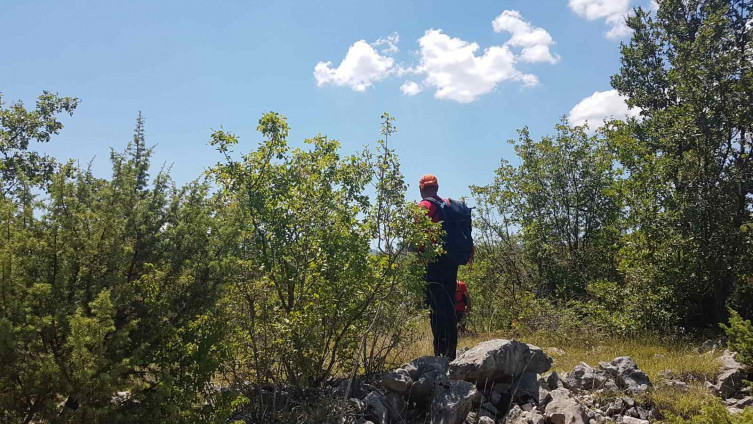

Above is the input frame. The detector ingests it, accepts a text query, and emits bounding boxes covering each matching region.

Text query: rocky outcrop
[709,350,747,398]
[562,356,650,394]
[352,340,666,424]
[598,357,651,394]
[504,404,545,424]
[429,380,481,424]
[406,356,450,406]
[448,339,552,384]
[381,369,412,394]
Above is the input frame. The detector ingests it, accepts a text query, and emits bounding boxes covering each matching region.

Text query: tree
[210,112,436,399]
[474,119,622,301]
[0,115,239,423]
[0,91,79,197]
[610,0,753,327]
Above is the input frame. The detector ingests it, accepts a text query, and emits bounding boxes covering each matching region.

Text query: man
[455,280,472,334]
[418,173,460,359]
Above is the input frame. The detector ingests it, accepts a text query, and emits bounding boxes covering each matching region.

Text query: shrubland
[1,0,752,422]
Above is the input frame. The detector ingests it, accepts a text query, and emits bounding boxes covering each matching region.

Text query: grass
[396,327,720,383]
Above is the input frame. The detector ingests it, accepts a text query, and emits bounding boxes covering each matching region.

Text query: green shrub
[721,309,753,368]
[0,113,240,423]
[664,400,753,424]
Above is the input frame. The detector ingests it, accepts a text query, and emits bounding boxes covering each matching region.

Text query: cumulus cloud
[414,29,539,103]
[314,11,558,102]
[400,81,422,96]
[568,0,632,39]
[492,10,560,64]
[314,39,396,91]
[569,89,641,128]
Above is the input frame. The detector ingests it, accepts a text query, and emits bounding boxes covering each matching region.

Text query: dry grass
[396,327,720,383]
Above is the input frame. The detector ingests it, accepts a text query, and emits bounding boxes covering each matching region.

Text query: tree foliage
[610,0,753,327]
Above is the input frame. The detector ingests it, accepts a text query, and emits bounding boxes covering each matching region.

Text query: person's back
[418,174,468,360]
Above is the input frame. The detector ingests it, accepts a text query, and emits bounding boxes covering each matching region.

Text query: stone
[545,395,589,424]
[698,339,719,353]
[430,380,482,424]
[465,411,478,424]
[512,372,540,402]
[598,357,651,394]
[480,401,499,417]
[735,396,753,407]
[405,356,450,380]
[448,339,552,384]
[505,404,546,424]
[363,391,389,424]
[548,347,568,356]
[668,380,689,391]
[382,368,413,394]
[604,398,626,416]
[546,371,563,390]
[478,417,495,424]
[385,391,407,421]
[711,350,747,398]
[409,372,444,406]
[635,406,649,420]
[565,363,609,391]
[407,357,450,406]
[621,417,649,424]
[538,388,550,406]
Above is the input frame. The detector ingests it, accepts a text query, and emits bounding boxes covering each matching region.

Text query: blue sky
[1,0,651,202]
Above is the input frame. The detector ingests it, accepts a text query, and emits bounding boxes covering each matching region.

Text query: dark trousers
[425,256,458,359]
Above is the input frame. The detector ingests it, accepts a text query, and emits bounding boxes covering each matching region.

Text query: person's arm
[465,286,472,311]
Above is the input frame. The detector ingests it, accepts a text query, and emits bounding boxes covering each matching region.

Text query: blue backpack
[425,197,474,266]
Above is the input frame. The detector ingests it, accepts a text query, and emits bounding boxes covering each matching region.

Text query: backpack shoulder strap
[424,197,446,209]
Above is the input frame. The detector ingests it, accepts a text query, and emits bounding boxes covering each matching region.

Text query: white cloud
[492,10,560,64]
[400,81,422,96]
[568,0,632,39]
[569,89,641,128]
[314,39,396,91]
[414,29,539,103]
[314,11,558,102]
[373,32,400,55]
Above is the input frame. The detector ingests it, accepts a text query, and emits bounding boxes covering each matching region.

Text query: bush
[0,115,240,423]
[211,112,437,396]
[664,399,753,424]
[721,309,753,368]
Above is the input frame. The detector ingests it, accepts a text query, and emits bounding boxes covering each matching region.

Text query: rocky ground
[343,338,751,424]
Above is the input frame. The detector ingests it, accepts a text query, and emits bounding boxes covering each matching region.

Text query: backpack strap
[424,197,449,208]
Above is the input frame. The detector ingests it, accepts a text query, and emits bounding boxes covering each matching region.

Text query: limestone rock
[621,417,649,424]
[448,339,552,384]
[548,347,568,356]
[512,372,540,402]
[545,395,589,424]
[598,357,651,394]
[406,356,450,406]
[363,391,389,424]
[382,368,413,394]
[465,411,478,424]
[547,371,563,390]
[429,380,482,424]
[505,404,546,424]
[711,350,747,398]
[564,363,609,391]
[405,356,450,380]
